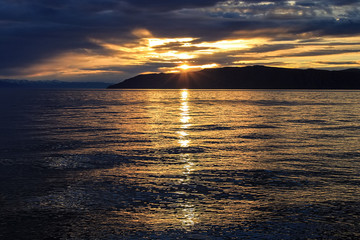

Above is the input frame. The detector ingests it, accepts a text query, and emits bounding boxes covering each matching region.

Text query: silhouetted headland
[107,66,360,89]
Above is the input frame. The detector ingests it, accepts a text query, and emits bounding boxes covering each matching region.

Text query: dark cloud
[284,49,360,57]
[0,22,103,68]
[320,0,359,6]
[152,42,214,52]
[125,0,222,11]
[246,44,296,53]
[316,61,359,65]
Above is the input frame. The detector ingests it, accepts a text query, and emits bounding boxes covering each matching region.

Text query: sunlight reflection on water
[1,89,360,239]
[178,90,197,230]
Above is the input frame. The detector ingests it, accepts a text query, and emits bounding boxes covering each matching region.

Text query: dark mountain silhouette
[0,79,111,89]
[108,66,360,89]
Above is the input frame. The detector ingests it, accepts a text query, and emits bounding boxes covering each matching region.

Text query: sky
[1,0,360,82]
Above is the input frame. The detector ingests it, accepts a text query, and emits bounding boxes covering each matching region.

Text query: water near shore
[1,89,360,239]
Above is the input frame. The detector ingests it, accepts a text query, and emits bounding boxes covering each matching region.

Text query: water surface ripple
[1,89,360,239]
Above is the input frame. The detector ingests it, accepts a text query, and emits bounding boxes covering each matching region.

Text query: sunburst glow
[179,64,191,70]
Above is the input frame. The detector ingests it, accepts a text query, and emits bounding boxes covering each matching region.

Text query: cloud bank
[0,0,359,81]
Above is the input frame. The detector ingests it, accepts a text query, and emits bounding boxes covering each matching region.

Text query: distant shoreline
[0,79,111,89]
[108,65,360,90]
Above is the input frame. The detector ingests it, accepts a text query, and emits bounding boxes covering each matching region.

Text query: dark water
[1,89,360,239]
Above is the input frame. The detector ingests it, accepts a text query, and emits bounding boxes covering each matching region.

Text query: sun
[179,64,191,71]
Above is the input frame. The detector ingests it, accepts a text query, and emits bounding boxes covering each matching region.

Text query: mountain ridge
[108,65,360,89]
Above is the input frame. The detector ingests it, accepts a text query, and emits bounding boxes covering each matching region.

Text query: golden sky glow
[6,32,359,81]
[1,0,360,82]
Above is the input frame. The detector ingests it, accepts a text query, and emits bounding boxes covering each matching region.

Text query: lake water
[1,89,360,239]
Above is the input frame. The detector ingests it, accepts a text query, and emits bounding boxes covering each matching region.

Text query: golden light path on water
[177,89,197,229]
[178,90,191,148]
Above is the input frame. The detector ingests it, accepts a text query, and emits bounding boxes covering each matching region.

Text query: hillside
[108,66,360,89]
